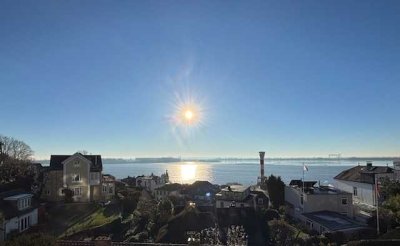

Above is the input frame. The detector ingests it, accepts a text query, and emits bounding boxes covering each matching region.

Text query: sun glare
[180,164,196,181]
[184,110,193,121]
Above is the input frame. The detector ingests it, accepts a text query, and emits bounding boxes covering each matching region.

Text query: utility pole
[0,141,3,164]
[375,175,380,235]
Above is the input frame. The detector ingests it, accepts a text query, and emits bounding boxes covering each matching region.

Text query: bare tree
[76,150,89,155]
[0,135,34,161]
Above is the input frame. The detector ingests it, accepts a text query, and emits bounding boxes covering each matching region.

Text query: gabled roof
[49,153,102,172]
[334,165,393,184]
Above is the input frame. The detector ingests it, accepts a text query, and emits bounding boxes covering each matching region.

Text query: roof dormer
[4,193,33,211]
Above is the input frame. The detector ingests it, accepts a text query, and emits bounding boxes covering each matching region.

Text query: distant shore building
[136,171,169,192]
[41,153,115,202]
[0,190,38,241]
[285,180,363,234]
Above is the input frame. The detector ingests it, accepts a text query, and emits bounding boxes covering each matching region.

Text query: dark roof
[302,211,365,232]
[289,180,317,188]
[334,165,393,184]
[250,190,269,199]
[102,174,115,182]
[155,183,183,191]
[49,153,102,172]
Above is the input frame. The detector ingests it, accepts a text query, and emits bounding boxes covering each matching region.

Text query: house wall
[154,190,170,200]
[304,193,353,217]
[41,170,64,202]
[89,172,101,186]
[4,208,38,239]
[285,186,300,209]
[285,186,354,218]
[335,180,374,206]
[91,185,102,201]
[64,156,90,202]
[102,183,115,200]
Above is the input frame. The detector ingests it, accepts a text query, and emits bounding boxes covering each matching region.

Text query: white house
[0,191,38,241]
[136,171,169,192]
[334,162,398,209]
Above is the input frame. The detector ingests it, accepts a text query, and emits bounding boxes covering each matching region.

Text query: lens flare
[169,92,205,130]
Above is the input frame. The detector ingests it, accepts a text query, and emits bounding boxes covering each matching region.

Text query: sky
[1,1,400,159]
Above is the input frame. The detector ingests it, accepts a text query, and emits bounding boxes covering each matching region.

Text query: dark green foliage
[381,178,400,200]
[325,231,346,245]
[265,175,285,208]
[120,189,141,215]
[2,233,56,246]
[262,208,280,221]
[269,219,296,246]
[156,206,216,244]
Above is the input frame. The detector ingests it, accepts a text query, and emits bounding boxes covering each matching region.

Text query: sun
[168,90,206,131]
[184,110,193,121]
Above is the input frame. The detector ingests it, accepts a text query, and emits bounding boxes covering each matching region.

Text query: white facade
[335,180,375,207]
[2,209,38,238]
[136,171,169,192]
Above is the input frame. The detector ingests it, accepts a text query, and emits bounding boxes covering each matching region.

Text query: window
[20,216,30,232]
[18,198,31,210]
[220,201,224,208]
[72,174,81,182]
[341,198,348,205]
[73,160,80,168]
[353,187,358,196]
[74,187,82,196]
[257,198,264,205]
[109,186,114,194]
[46,190,50,195]
[300,194,304,205]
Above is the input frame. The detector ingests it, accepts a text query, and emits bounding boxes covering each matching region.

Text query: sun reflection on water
[180,163,197,181]
[163,162,212,184]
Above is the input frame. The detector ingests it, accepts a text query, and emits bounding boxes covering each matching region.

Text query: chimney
[259,151,265,179]
[367,162,373,170]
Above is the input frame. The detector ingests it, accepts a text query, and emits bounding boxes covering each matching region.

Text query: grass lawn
[46,203,120,238]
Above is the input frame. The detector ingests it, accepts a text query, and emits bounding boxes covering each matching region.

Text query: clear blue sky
[1,1,399,159]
